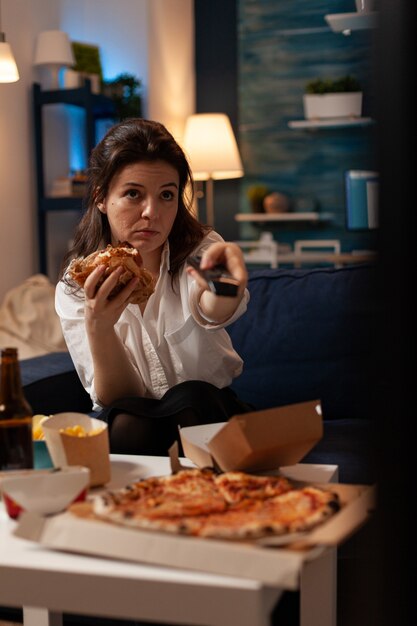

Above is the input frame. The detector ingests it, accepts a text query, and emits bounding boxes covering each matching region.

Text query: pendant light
[0,0,19,83]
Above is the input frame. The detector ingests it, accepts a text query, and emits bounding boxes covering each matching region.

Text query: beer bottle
[0,347,34,470]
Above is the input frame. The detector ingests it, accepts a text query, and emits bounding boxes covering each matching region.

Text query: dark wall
[373,1,416,624]
[194,0,238,123]
[194,0,241,239]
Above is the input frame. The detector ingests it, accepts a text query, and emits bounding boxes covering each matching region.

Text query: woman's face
[98,160,180,270]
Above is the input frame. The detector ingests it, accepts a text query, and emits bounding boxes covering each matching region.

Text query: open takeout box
[179,399,323,472]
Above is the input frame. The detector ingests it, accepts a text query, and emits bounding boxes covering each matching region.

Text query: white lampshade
[0,0,19,83]
[0,38,19,83]
[182,113,244,226]
[182,113,244,181]
[34,30,75,67]
[34,30,75,89]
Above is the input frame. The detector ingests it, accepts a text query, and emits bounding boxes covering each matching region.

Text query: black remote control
[187,255,239,297]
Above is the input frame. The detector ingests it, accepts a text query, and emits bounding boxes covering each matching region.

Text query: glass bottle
[0,347,34,470]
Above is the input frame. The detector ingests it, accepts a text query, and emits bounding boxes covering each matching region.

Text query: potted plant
[102,73,143,120]
[246,184,270,213]
[303,75,362,120]
[65,42,103,93]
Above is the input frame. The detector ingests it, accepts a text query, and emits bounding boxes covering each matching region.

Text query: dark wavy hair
[60,118,211,280]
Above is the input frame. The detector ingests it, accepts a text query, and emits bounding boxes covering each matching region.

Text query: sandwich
[68,242,156,304]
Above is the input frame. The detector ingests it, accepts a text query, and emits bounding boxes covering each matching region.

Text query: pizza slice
[214,471,293,504]
[197,486,340,539]
[93,468,226,529]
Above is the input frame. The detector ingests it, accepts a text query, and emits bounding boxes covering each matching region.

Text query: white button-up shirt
[55,232,249,410]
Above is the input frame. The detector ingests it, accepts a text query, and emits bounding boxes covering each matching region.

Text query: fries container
[42,412,111,486]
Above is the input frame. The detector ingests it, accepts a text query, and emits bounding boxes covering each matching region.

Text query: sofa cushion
[0,273,67,359]
[228,265,378,420]
[21,352,92,415]
[302,418,375,484]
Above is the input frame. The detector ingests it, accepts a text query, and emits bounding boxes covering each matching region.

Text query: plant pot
[263,192,291,214]
[355,0,376,12]
[63,69,81,89]
[303,92,362,120]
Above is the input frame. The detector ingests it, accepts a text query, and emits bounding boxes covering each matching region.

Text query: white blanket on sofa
[0,274,68,360]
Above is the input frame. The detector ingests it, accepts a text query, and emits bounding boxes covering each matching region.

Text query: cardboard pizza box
[179,400,323,472]
[13,479,376,589]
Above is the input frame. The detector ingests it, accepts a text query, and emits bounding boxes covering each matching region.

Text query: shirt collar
[160,240,171,272]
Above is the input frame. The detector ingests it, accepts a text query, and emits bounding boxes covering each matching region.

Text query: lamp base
[48,65,60,89]
[205,177,214,227]
[36,65,61,90]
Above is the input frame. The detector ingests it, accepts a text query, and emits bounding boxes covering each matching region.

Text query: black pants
[97,380,254,456]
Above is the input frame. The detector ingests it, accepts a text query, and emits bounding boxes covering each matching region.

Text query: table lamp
[182,113,244,226]
[34,30,75,89]
[0,0,19,83]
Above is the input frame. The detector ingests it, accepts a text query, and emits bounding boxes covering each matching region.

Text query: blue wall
[238,0,378,251]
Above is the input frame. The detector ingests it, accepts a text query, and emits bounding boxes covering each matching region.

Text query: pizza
[84,468,340,540]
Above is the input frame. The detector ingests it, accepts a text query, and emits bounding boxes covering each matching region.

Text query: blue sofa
[20,264,377,485]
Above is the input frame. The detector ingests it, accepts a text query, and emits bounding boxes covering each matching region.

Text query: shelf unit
[234,212,331,223]
[234,213,334,262]
[288,117,375,130]
[324,11,378,34]
[33,80,115,275]
[287,11,378,131]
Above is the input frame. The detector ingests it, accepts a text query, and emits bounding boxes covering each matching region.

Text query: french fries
[59,424,104,437]
[32,415,104,440]
[32,414,51,441]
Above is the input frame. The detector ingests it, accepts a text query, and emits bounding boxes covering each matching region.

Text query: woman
[56,118,251,455]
